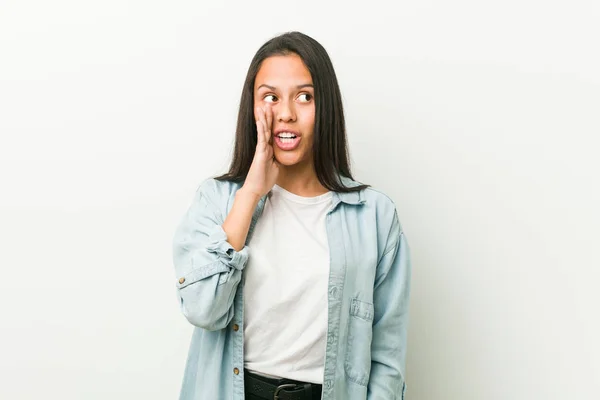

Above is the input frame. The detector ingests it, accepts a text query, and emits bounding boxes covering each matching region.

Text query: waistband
[244,368,323,400]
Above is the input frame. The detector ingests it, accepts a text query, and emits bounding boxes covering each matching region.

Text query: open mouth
[277,136,297,143]
[274,134,301,150]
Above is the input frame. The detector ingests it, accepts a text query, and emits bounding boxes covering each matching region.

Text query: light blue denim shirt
[172,175,412,400]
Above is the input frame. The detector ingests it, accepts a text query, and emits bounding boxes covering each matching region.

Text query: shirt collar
[255,174,366,209]
[332,174,366,207]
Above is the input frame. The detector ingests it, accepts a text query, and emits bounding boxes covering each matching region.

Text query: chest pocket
[344,298,374,386]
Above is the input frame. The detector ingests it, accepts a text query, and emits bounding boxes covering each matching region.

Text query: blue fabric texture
[172,175,412,400]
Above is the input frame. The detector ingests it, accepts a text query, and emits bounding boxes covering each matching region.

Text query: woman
[173,31,412,400]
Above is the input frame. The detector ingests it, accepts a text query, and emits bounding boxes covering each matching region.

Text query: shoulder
[340,175,404,230]
[197,177,243,198]
[339,175,406,248]
[358,188,408,265]
[193,177,243,214]
[362,186,399,216]
[364,186,404,239]
[341,178,406,255]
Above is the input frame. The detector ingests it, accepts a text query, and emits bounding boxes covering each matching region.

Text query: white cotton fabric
[243,183,333,384]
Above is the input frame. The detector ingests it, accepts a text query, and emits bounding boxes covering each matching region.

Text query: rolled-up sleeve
[173,179,249,331]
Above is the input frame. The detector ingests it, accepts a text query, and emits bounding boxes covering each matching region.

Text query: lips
[274,134,301,151]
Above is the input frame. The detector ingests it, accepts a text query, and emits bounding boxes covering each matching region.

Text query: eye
[297,93,313,102]
[264,94,278,103]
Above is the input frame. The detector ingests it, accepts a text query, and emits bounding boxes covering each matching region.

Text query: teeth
[277,132,297,138]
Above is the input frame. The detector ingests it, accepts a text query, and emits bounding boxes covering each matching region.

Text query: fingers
[255,107,265,145]
[265,105,273,142]
[256,106,275,146]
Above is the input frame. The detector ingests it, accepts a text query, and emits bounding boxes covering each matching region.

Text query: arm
[172,179,260,331]
[367,210,412,399]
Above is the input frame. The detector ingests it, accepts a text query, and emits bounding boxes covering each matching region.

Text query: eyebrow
[257,83,314,91]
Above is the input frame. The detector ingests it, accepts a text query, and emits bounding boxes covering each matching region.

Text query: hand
[241,106,280,198]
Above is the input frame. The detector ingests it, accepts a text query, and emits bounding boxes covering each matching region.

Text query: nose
[275,99,296,123]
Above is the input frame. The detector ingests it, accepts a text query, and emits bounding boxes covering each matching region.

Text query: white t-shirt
[243,183,333,384]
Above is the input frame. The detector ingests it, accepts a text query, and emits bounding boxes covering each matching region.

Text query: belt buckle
[274,383,300,400]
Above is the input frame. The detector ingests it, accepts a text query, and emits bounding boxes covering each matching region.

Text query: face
[253,53,315,167]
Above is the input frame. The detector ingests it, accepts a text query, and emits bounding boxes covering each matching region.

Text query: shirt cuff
[205,224,249,270]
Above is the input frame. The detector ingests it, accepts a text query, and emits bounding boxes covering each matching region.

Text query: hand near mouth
[241,105,280,198]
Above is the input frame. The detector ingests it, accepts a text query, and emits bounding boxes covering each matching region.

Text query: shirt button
[178,277,185,284]
[233,368,239,375]
[327,333,334,345]
[233,324,239,331]
[329,286,340,300]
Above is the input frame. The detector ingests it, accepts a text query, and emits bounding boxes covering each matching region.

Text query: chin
[275,152,305,167]
[276,157,301,167]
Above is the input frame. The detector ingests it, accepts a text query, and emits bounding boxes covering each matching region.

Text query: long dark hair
[214,31,370,193]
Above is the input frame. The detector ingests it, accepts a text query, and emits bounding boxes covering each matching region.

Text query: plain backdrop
[1,1,599,399]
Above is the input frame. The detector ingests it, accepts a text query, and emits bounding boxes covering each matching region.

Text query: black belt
[244,369,323,400]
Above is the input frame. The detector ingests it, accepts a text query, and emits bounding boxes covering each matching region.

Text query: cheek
[302,107,316,129]
[303,111,316,147]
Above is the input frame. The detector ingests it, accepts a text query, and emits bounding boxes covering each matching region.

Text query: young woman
[173,31,412,400]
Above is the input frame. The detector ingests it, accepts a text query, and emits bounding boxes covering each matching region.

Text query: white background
[1,1,599,399]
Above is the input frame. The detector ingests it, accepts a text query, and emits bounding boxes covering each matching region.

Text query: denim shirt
[172,175,412,400]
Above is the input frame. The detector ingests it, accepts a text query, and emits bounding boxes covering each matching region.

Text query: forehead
[254,54,313,89]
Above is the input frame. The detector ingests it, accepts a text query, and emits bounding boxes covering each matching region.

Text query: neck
[275,162,329,197]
